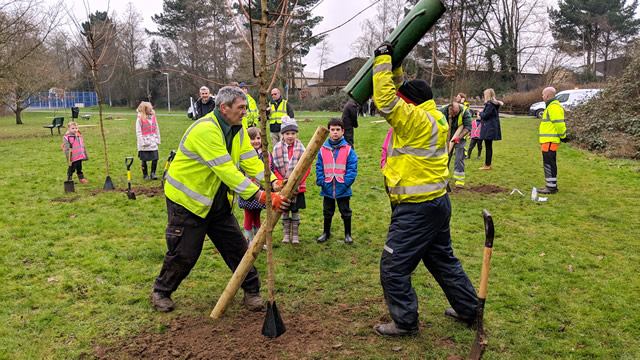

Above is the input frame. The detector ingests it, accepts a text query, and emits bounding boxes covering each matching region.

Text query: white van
[529,88,601,118]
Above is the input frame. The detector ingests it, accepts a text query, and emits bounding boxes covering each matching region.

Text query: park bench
[44,117,64,135]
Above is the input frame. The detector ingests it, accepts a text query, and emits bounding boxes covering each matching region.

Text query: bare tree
[117,2,146,108]
[316,38,333,79]
[70,5,120,188]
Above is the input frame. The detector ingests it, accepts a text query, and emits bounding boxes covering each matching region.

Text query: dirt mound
[465,184,507,194]
[301,118,313,122]
[93,302,385,359]
[90,186,165,197]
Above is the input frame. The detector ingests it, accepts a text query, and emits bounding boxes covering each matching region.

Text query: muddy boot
[142,164,150,180]
[150,291,174,312]
[77,173,88,184]
[281,217,291,243]
[150,160,158,180]
[243,291,264,311]
[375,322,419,337]
[343,216,353,245]
[316,217,332,243]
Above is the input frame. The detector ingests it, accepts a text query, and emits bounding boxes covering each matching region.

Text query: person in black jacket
[476,88,503,170]
[341,99,359,147]
[188,86,215,120]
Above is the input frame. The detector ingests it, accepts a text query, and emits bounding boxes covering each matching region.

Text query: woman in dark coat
[477,88,503,170]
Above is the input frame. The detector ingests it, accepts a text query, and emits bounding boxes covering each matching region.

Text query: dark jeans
[67,160,83,177]
[484,140,493,165]
[380,194,477,329]
[323,196,352,219]
[153,198,260,295]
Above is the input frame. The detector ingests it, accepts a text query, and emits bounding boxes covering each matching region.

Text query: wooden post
[210,126,329,319]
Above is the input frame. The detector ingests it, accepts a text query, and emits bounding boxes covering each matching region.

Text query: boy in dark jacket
[316,118,358,244]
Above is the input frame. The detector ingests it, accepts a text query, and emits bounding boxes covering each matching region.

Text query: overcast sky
[63,0,376,75]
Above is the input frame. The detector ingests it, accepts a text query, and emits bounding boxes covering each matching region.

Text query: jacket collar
[545,96,557,107]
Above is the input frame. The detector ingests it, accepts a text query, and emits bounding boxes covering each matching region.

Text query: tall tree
[117,2,146,107]
[550,0,640,75]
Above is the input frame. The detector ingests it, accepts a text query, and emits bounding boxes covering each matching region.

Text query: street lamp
[162,72,171,114]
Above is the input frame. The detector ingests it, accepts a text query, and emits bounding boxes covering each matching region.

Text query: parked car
[529,88,602,118]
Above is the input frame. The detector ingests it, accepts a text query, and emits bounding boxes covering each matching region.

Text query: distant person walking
[341,99,359,147]
[62,121,89,183]
[477,88,502,170]
[266,87,294,146]
[537,86,567,194]
[136,101,161,180]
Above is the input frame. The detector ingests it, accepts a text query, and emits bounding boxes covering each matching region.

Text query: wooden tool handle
[210,126,330,319]
[478,210,494,299]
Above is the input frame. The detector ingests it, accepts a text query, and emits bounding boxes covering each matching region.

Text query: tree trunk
[92,66,110,177]
[15,108,23,125]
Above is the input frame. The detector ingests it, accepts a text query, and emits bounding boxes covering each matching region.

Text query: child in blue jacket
[316,118,358,244]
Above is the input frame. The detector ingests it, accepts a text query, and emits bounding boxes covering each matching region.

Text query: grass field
[1,107,639,359]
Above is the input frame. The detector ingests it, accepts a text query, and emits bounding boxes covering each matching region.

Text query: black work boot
[142,165,150,180]
[375,322,419,337]
[538,186,558,194]
[343,216,353,245]
[150,160,158,180]
[150,291,174,312]
[316,217,332,243]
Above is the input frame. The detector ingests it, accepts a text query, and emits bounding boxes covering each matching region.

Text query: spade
[125,157,136,200]
[261,217,285,338]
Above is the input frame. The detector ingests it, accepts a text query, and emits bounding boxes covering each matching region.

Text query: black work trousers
[323,196,352,219]
[344,129,355,148]
[542,144,558,189]
[153,198,260,295]
[380,194,477,329]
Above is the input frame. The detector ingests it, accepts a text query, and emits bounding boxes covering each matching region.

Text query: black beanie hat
[398,80,433,105]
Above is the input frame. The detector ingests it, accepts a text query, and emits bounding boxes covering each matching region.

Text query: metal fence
[26,91,98,109]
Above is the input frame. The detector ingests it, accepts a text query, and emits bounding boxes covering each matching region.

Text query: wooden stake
[210,126,329,319]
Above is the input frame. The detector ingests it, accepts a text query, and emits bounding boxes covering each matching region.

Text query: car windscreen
[557,94,569,102]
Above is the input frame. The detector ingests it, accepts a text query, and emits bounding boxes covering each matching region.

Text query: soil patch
[465,184,508,194]
[90,186,165,198]
[301,118,313,122]
[93,303,372,359]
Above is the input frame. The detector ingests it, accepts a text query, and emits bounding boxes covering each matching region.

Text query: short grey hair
[200,86,210,92]
[215,86,247,108]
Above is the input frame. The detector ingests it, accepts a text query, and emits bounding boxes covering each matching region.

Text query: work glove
[258,190,290,212]
[271,179,285,192]
[560,137,569,143]
[452,136,462,144]
[374,41,395,57]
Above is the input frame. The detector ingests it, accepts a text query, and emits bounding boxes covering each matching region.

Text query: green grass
[1,108,639,359]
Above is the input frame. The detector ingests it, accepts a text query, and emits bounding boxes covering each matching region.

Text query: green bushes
[568,57,640,159]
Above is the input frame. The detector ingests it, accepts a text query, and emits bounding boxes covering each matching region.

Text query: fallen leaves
[392,346,402,352]
[70,213,77,218]
[568,265,573,272]
[539,252,546,257]
[47,277,59,283]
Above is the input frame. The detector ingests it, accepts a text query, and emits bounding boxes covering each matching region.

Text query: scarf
[272,139,305,178]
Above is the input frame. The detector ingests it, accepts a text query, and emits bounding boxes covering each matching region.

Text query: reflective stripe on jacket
[373,55,449,204]
[62,133,87,162]
[140,115,158,135]
[321,144,351,183]
[470,120,481,139]
[539,99,566,144]
[269,99,288,125]
[243,94,259,127]
[164,113,266,218]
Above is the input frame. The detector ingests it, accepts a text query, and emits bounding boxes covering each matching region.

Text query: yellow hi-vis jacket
[539,99,566,144]
[269,99,288,125]
[165,112,267,218]
[243,93,258,128]
[442,104,472,139]
[373,54,449,205]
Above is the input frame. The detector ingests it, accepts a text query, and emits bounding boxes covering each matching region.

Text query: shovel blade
[127,192,136,200]
[262,301,286,338]
[103,176,116,190]
[468,329,488,360]
[64,181,75,193]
